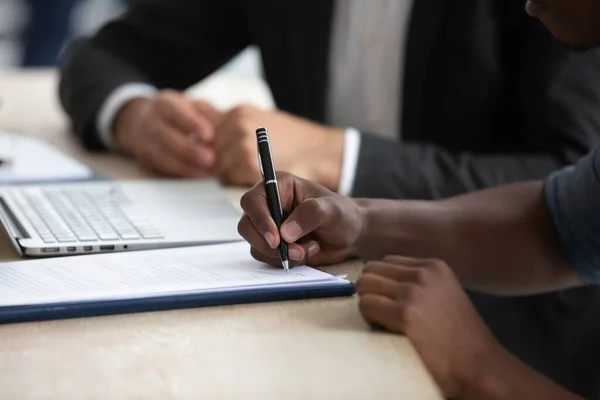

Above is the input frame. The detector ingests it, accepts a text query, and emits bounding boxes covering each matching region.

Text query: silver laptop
[0,179,243,257]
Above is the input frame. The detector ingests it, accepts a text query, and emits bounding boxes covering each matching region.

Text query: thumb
[281,197,335,243]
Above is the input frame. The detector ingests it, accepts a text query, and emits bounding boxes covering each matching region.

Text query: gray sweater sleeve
[544,146,600,283]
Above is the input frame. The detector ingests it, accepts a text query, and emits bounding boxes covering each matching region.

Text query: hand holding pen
[238,169,364,268]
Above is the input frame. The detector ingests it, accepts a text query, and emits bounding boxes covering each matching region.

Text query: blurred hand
[357,256,502,398]
[238,172,364,266]
[213,105,345,190]
[114,90,222,178]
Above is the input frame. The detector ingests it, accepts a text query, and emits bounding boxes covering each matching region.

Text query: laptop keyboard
[11,188,164,244]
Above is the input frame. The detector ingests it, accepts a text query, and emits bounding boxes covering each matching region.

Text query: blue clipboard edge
[0,281,356,324]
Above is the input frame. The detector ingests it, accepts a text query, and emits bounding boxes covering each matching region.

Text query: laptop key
[76,234,98,242]
[99,232,120,241]
[73,228,94,235]
[57,237,77,243]
[17,188,165,247]
[120,232,141,240]
[36,227,51,235]
[141,232,164,239]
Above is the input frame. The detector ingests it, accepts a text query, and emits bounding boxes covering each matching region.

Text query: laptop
[0,179,243,257]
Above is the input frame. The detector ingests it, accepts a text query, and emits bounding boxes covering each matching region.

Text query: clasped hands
[114,90,344,190]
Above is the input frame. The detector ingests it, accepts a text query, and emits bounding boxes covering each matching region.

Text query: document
[0,131,93,183]
[0,242,349,308]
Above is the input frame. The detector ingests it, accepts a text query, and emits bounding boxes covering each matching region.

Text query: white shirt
[97,0,414,196]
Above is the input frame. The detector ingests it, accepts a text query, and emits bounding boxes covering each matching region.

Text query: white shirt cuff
[338,127,361,197]
[96,83,158,150]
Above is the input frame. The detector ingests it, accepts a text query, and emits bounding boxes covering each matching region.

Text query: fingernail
[264,232,277,248]
[281,221,303,242]
[307,242,320,258]
[289,247,304,261]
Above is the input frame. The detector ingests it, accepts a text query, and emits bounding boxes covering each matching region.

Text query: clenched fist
[237,172,364,266]
[114,90,221,178]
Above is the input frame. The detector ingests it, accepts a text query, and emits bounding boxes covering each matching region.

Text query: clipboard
[0,242,356,324]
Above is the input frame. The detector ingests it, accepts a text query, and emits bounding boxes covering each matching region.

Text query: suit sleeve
[351,18,600,200]
[58,0,249,151]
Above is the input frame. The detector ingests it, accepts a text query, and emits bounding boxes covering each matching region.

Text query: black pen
[256,127,289,272]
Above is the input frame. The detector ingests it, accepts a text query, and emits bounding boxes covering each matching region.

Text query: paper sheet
[0,242,347,307]
[0,131,93,183]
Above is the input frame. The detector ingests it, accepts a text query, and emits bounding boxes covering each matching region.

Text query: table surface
[0,69,441,399]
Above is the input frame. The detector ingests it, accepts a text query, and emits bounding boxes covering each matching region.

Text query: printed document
[0,242,348,307]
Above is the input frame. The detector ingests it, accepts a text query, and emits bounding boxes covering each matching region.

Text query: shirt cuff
[338,127,361,197]
[96,83,158,150]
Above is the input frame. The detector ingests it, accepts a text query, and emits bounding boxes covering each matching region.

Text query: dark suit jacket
[59,0,600,200]
[59,1,600,397]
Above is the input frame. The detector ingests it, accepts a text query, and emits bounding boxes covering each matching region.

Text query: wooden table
[0,69,442,399]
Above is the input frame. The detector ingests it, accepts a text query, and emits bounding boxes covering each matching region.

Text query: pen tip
[282,260,290,272]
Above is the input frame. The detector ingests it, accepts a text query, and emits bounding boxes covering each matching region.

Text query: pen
[256,127,290,273]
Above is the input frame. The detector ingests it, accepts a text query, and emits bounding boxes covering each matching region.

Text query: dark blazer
[59,0,600,200]
[59,1,600,397]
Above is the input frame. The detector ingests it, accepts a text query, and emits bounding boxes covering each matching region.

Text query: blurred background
[0,0,261,77]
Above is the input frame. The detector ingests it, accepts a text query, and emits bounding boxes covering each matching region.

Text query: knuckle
[249,247,265,263]
[414,269,429,285]
[403,285,422,303]
[325,197,344,220]
[363,261,379,274]
[400,303,416,327]
[395,308,407,326]
[276,171,296,188]
[155,99,174,114]
[427,258,449,273]
[239,192,254,212]
[355,275,368,293]
[230,104,253,120]
[249,246,259,260]
[397,304,413,326]
[305,198,327,218]
[156,91,175,104]
[236,214,250,237]
[156,92,187,115]
[362,264,372,276]
[237,104,255,114]
[276,171,292,181]
[383,255,399,263]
